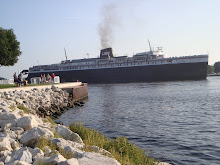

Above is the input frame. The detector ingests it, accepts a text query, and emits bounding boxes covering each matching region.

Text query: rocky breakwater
[0,85,121,165]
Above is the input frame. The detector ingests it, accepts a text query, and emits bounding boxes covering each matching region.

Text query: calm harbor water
[57,76,220,165]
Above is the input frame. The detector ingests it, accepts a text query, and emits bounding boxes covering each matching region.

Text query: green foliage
[17,104,30,113]
[0,83,54,89]
[0,84,17,89]
[207,65,214,74]
[69,122,157,165]
[35,160,49,165]
[9,105,16,111]
[45,116,56,125]
[0,27,22,66]
[36,136,74,159]
[214,62,220,73]
[53,132,63,138]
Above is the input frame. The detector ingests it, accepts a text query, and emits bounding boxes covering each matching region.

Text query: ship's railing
[30,76,60,84]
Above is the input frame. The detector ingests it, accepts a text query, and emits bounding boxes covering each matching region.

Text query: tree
[0,27,22,66]
[207,65,214,74]
[214,62,220,73]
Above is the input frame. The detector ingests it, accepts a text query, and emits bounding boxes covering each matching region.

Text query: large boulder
[11,160,32,165]
[29,147,44,161]
[0,112,20,120]
[45,154,66,165]
[55,125,83,144]
[52,138,84,158]
[0,134,19,151]
[77,152,120,165]
[20,127,54,147]
[0,136,13,152]
[58,158,79,165]
[52,138,84,149]
[0,150,12,158]
[10,127,24,137]
[33,154,66,165]
[0,119,16,129]
[16,115,38,131]
[9,147,32,164]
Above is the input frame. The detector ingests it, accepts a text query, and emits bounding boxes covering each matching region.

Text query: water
[57,77,220,165]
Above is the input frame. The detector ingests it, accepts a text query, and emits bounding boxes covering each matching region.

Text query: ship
[27,47,208,83]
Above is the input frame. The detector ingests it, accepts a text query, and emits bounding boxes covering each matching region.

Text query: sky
[0,0,219,79]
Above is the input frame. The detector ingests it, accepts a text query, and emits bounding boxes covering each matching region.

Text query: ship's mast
[64,48,67,60]
[148,40,152,52]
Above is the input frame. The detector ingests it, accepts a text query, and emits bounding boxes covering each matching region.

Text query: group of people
[13,72,27,87]
[40,73,55,83]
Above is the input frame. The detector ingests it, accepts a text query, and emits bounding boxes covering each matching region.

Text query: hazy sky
[1,0,219,79]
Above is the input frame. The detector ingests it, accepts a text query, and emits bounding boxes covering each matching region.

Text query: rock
[44,154,66,165]
[4,155,12,163]
[89,146,112,157]
[16,115,38,131]
[17,110,24,117]
[58,158,79,165]
[0,150,12,158]
[29,147,44,160]
[20,127,54,147]
[0,119,16,129]
[51,85,60,92]
[10,147,32,164]
[52,138,84,158]
[10,127,24,136]
[33,157,50,165]
[55,125,83,144]
[44,146,52,157]
[158,162,172,165]
[10,140,20,150]
[12,160,32,165]
[78,152,120,165]
[0,112,20,120]
[0,102,7,106]
[4,129,17,139]
[0,136,13,151]
[52,138,84,149]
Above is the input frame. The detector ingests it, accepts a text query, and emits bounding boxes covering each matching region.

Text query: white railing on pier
[30,76,60,84]
[0,79,14,84]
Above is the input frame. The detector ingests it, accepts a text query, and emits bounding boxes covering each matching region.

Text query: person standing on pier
[52,73,55,83]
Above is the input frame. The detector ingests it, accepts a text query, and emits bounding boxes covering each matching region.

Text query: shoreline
[0,83,170,165]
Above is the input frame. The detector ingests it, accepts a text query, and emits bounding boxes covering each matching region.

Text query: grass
[9,105,16,111]
[45,116,56,125]
[0,83,54,89]
[17,104,30,114]
[69,122,158,165]
[0,84,17,89]
[36,136,74,159]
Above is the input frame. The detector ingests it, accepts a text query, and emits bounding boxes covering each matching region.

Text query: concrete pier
[0,82,88,101]
[61,83,88,101]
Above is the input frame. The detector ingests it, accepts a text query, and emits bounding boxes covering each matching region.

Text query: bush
[69,122,157,165]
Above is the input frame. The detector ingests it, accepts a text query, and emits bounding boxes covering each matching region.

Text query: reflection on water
[57,77,220,165]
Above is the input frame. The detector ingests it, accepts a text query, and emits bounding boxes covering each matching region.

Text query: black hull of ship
[27,62,208,83]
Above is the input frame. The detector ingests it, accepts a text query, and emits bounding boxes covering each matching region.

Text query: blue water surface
[57,76,220,165]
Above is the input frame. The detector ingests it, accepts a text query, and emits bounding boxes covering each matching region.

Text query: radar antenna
[64,48,67,60]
